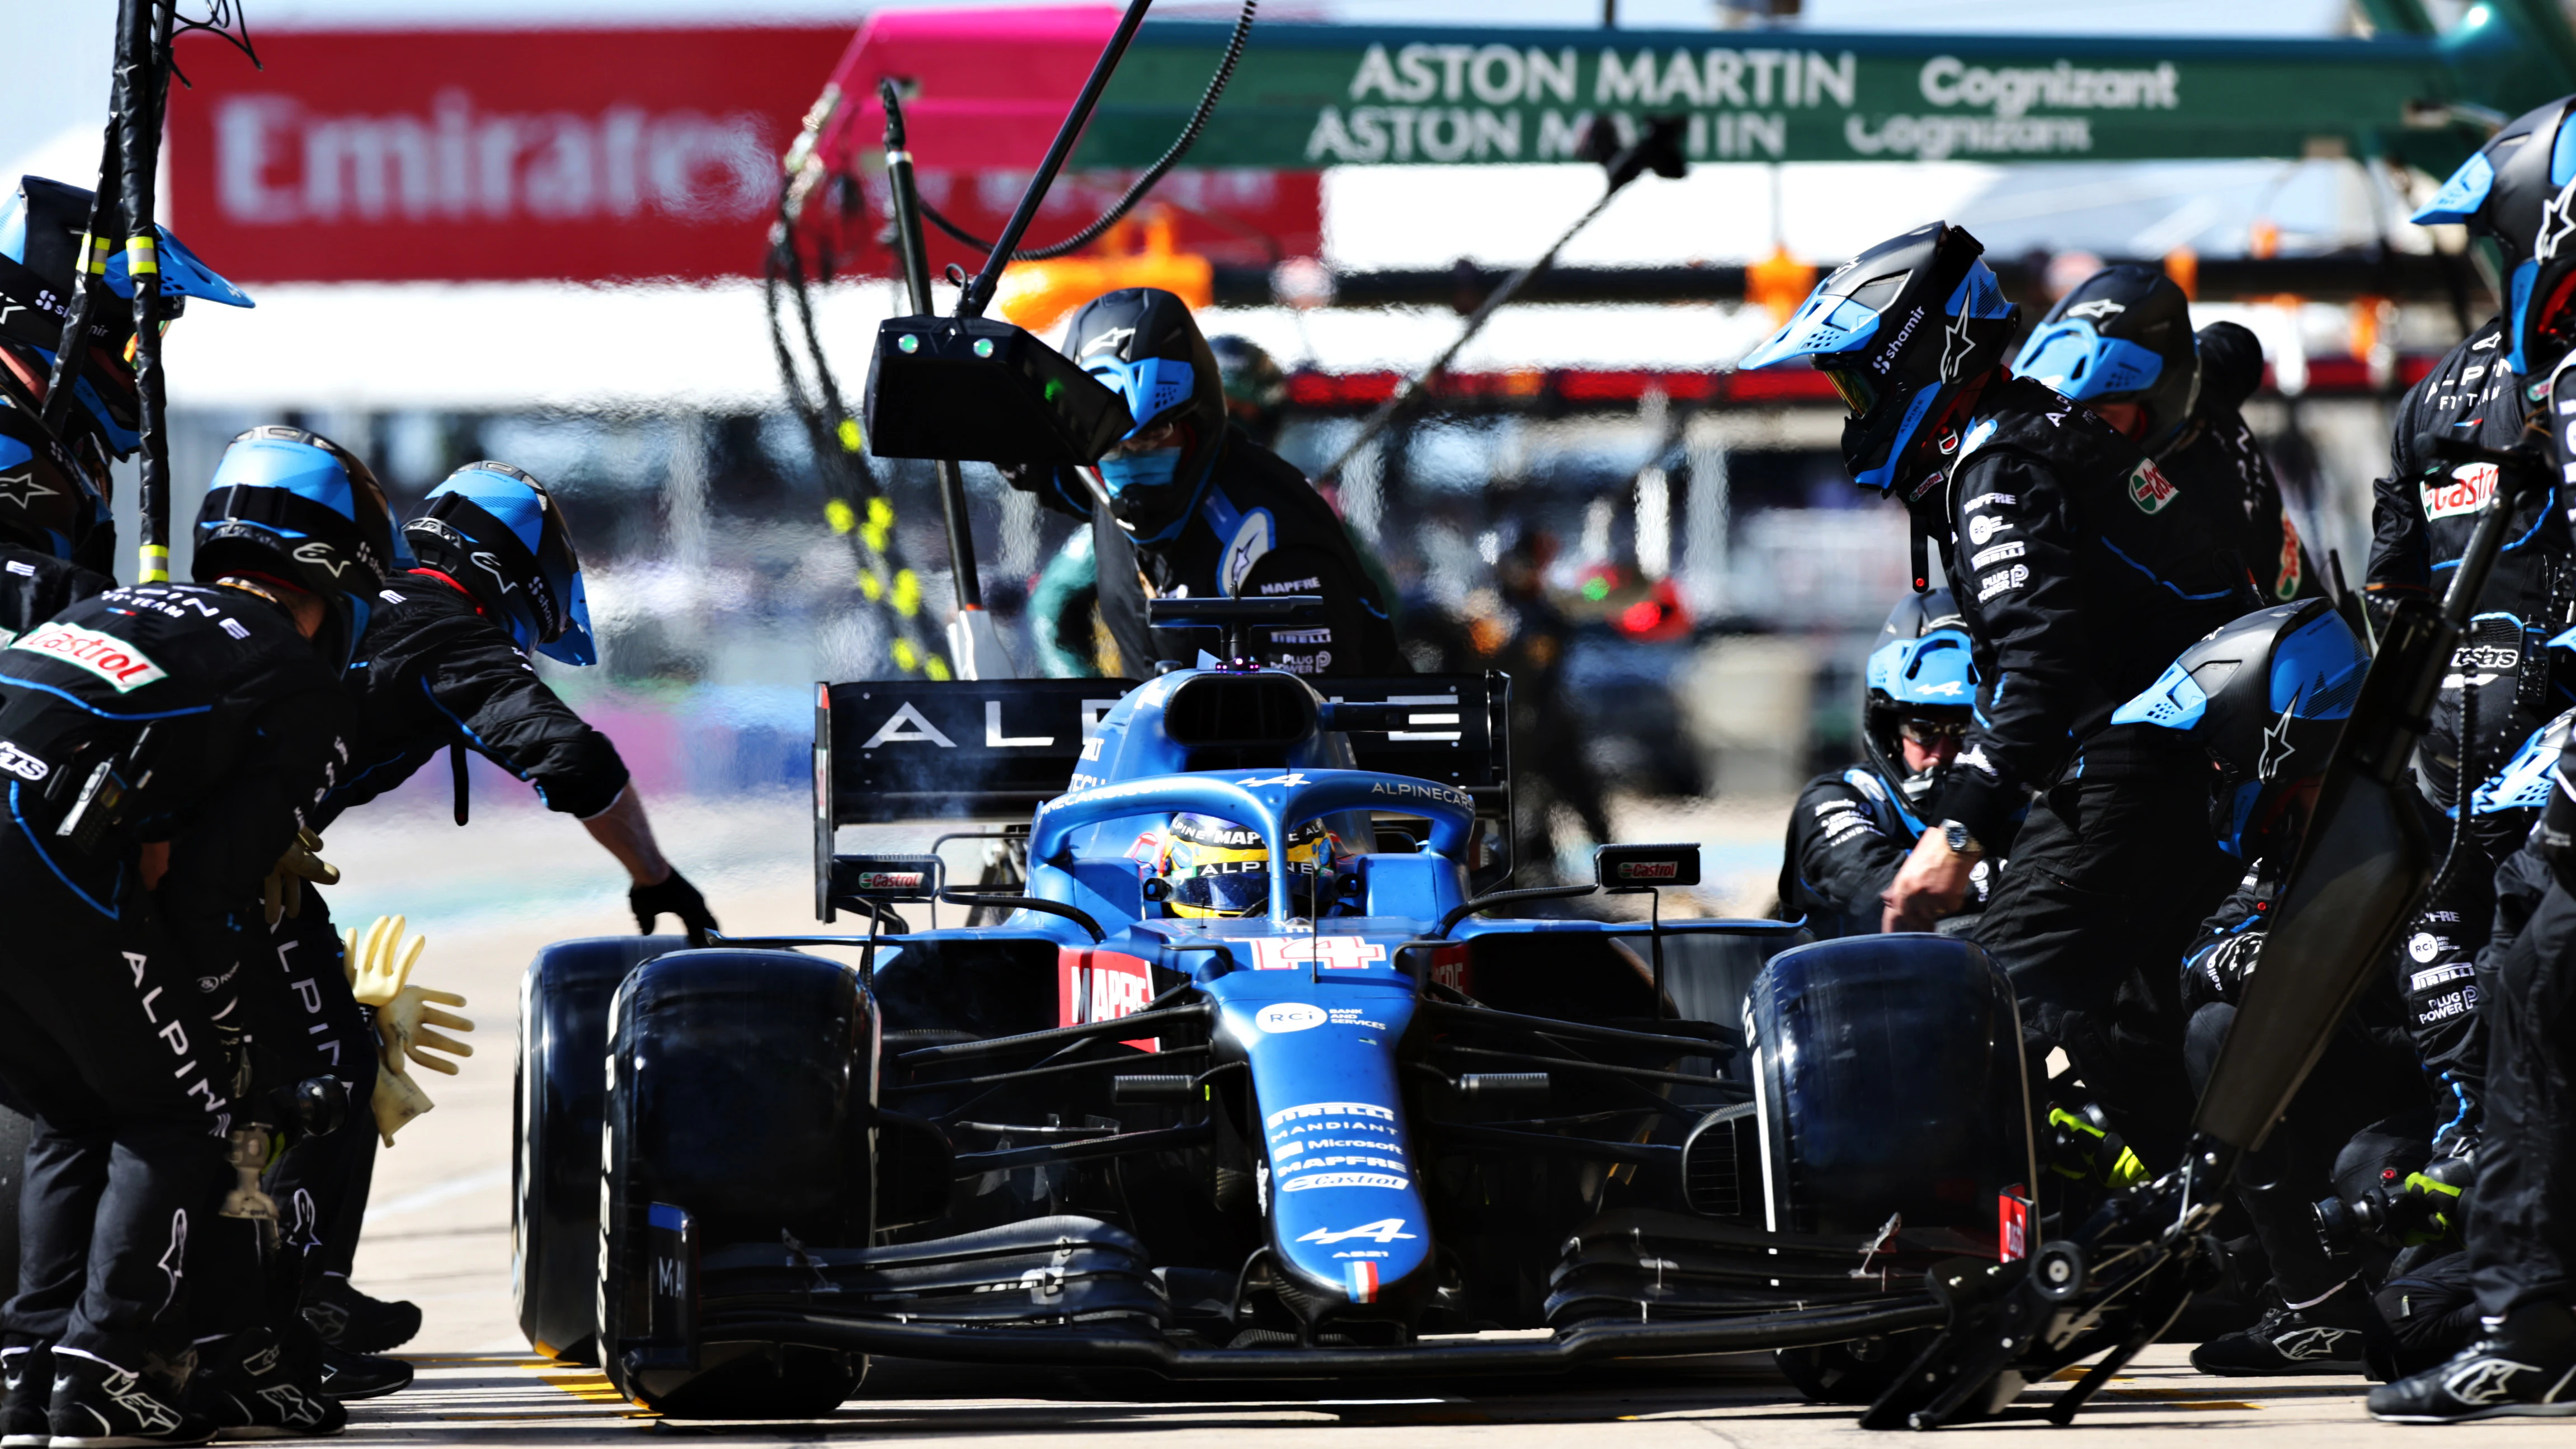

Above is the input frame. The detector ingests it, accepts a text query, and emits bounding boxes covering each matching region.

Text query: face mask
[1098,446,1184,500]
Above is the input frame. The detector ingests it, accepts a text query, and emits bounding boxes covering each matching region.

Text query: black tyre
[0,1102,31,1296]
[598,949,877,1417]
[514,934,691,1364]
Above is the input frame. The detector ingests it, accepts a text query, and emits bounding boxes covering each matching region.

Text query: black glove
[631,871,718,947]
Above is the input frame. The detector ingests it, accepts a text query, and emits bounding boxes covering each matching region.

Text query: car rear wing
[813,674,1513,919]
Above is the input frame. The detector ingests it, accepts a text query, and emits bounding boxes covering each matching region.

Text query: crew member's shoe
[45,1348,216,1448]
[190,1330,346,1440]
[296,1281,418,1357]
[2191,1285,2370,1376]
[313,1349,408,1403]
[2,1342,52,1448]
[2368,1300,2576,1422]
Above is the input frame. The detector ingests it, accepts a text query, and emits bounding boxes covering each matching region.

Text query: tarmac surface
[325,794,2537,1445]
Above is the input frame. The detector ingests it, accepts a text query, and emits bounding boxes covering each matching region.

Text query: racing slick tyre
[0,1102,29,1295]
[597,949,877,1417]
[515,934,691,1365]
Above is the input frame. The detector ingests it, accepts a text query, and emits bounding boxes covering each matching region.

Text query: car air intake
[1162,673,1316,749]
[1680,1103,1760,1219]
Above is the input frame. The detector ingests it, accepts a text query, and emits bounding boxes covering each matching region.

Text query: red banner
[166,24,1320,285]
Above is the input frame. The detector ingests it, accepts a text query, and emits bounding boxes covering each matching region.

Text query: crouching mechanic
[1739,222,2253,1169]
[2111,600,2423,1375]
[1777,589,1992,937]
[0,429,393,1446]
[1005,288,1401,678]
[260,460,717,1357]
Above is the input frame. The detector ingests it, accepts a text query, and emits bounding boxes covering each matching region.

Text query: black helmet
[1208,333,1287,443]
[404,462,596,665]
[2112,598,2367,858]
[1737,223,2020,509]
[2011,264,2200,454]
[1062,288,1225,544]
[2415,97,2576,284]
[0,175,253,459]
[2492,105,2576,378]
[1861,589,1979,813]
[195,426,397,665]
[0,396,109,563]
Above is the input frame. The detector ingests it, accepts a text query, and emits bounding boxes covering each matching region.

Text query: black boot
[294,1283,416,1358]
[2190,1283,2371,1376]
[2368,1300,2576,1422]
[310,1351,406,1405]
[1,1342,51,1449]
[45,1349,215,1449]
[189,1330,345,1441]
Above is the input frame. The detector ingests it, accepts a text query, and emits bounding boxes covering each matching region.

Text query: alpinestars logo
[2539,177,2576,263]
[2269,1325,2354,1361]
[2258,690,2299,780]
[1078,326,1136,361]
[2064,297,2127,321]
[1938,289,1977,383]
[2442,1353,2542,1405]
[0,466,58,510]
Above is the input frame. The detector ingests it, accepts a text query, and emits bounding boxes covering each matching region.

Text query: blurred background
[1,0,2544,912]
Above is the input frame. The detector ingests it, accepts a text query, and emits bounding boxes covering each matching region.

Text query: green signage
[1072,13,2570,174]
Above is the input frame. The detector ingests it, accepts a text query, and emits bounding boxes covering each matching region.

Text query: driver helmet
[1737,222,2019,511]
[1062,288,1225,545]
[2010,264,2201,454]
[0,175,254,460]
[2413,95,2576,375]
[2110,598,2367,858]
[1155,811,1336,918]
[404,462,597,665]
[1861,587,1979,812]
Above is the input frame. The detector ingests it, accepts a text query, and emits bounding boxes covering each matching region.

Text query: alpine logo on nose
[1296,1218,1416,1245]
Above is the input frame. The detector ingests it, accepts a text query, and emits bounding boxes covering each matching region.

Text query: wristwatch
[1939,819,1985,859]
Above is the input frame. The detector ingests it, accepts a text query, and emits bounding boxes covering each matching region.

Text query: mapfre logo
[213,91,773,228]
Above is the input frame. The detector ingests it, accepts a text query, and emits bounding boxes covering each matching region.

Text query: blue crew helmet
[2112,598,2367,858]
[196,426,397,667]
[404,462,596,665]
[1861,587,1979,810]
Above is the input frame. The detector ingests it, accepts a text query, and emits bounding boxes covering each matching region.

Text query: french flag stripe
[1345,1261,1378,1304]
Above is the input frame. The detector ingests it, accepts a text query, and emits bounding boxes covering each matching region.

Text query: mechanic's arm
[1887,455,2086,928]
[1789,782,1908,925]
[2364,394,2435,616]
[997,462,1098,522]
[425,635,719,942]
[2178,868,2268,1017]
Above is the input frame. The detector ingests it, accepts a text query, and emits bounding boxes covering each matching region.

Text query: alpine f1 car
[510,599,2040,1417]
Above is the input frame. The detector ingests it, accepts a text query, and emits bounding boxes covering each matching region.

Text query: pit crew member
[0,428,391,1446]
[2368,96,2576,1147]
[1004,288,1401,678]
[2111,599,2422,1375]
[2013,262,2318,604]
[1739,221,2253,1165]
[1777,588,1990,938]
[269,460,715,1357]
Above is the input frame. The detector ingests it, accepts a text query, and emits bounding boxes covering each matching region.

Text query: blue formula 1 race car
[510,600,2039,1418]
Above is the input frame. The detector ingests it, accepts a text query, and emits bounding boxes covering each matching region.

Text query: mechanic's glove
[370,1067,435,1149]
[263,829,341,925]
[2044,1104,2149,1188]
[630,871,718,947]
[2539,779,2576,892]
[347,916,473,1144]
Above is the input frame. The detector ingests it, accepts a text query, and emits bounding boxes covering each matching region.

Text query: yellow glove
[346,916,474,1142]
[263,829,340,925]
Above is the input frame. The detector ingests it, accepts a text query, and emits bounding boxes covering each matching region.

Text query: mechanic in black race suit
[1005,289,1401,678]
[1739,222,2254,1169]
[2367,96,2576,1159]
[262,460,718,1362]
[2106,600,2425,1376]
[1777,588,1991,938]
[0,427,397,1447]
[2014,262,2321,606]
[2370,143,2576,1422]
[0,397,112,638]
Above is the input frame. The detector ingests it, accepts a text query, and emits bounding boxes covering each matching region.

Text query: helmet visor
[1819,364,1877,417]
[1171,867,1275,916]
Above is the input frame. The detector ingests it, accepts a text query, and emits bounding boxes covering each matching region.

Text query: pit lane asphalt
[331,798,2528,1446]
